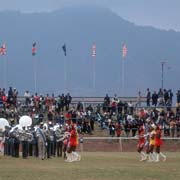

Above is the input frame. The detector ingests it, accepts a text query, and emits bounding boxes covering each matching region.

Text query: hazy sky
[0,0,179,31]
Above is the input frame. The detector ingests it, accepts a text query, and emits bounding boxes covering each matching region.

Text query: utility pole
[161,61,166,90]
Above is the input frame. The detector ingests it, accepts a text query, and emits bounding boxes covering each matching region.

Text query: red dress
[137,129,145,149]
[70,129,77,147]
[155,129,163,146]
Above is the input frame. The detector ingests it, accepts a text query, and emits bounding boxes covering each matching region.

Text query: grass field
[0,152,180,180]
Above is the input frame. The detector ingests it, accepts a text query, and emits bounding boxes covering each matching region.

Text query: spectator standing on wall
[103,94,110,112]
[163,89,169,106]
[65,93,72,111]
[176,90,180,107]
[137,91,142,107]
[152,91,158,107]
[158,88,164,106]
[7,87,14,106]
[168,89,173,105]
[24,90,31,106]
[146,88,151,107]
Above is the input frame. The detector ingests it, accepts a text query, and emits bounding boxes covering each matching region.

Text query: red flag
[122,43,128,59]
[32,42,37,56]
[92,43,96,57]
[0,43,6,55]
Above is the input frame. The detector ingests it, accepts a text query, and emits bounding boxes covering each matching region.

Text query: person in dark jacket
[152,91,158,107]
[146,88,151,107]
[177,90,180,106]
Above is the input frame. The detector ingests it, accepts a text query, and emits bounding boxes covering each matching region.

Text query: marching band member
[36,123,47,160]
[44,124,51,158]
[20,126,29,159]
[55,125,64,157]
[12,127,20,158]
[49,122,56,157]
[0,130,3,153]
[3,126,11,156]
[28,126,38,157]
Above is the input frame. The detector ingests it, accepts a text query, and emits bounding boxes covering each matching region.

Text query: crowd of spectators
[145,88,175,107]
[98,91,180,138]
[0,87,95,135]
[0,87,72,126]
[1,87,180,138]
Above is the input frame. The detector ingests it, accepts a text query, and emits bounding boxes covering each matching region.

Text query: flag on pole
[92,43,96,57]
[32,42,37,56]
[62,44,67,56]
[0,43,6,56]
[122,43,128,59]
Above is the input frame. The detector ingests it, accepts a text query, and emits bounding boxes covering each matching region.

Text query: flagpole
[122,57,125,96]
[1,43,8,90]
[62,44,67,93]
[5,56,8,90]
[161,61,166,90]
[121,43,128,97]
[64,55,67,93]
[93,56,96,90]
[33,57,37,93]
[3,56,5,89]
[92,43,96,91]
[32,43,37,93]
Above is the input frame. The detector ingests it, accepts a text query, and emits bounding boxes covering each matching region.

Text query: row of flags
[92,43,128,59]
[0,42,128,58]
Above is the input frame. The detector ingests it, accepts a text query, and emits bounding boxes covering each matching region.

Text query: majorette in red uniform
[137,125,145,150]
[69,125,78,151]
[155,126,163,147]
[155,125,166,162]
[137,124,147,161]
[65,124,81,162]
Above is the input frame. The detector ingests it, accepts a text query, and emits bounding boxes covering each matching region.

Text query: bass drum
[0,118,10,132]
[19,116,32,128]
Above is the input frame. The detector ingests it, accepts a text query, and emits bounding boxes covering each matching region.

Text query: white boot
[160,152,166,162]
[149,153,155,162]
[72,151,81,161]
[139,153,144,161]
[65,153,73,162]
[147,154,153,162]
[155,153,159,162]
[65,153,69,162]
[152,152,156,161]
[140,152,147,161]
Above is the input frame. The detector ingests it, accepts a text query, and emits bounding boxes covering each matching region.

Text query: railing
[79,137,180,152]
[17,96,146,104]
[2,96,176,113]
[16,96,153,109]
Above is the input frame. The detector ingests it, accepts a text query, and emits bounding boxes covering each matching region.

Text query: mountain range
[0,6,180,97]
